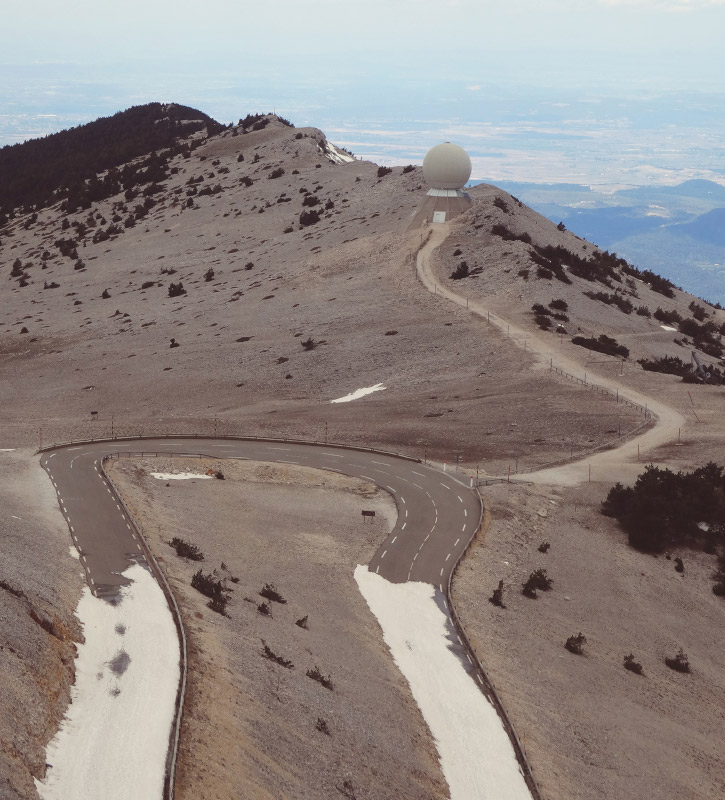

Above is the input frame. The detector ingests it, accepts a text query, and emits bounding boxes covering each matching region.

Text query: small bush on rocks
[488,580,505,608]
[307,665,333,690]
[623,654,644,675]
[665,647,690,673]
[260,583,286,604]
[170,537,204,561]
[565,632,587,655]
[522,568,553,598]
[261,640,293,668]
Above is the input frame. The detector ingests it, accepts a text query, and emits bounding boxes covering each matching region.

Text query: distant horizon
[4,73,725,192]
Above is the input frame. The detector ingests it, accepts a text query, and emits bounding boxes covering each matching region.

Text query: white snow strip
[330,383,386,404]
[69,547,80,560]
[150,472,212,480]
[325,141,355,164]
[36,563,180,800]
[660,324,677,331]
[355,566,531,800]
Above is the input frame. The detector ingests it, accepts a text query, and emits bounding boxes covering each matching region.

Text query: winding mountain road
[37,225,687,800]
[41,439,480,597]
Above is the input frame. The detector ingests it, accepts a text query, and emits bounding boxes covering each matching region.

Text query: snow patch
[151,472,212,480]
[69,547,79,560]
[660,324,677,331]
[330,383,386,403]
[325,142,355,164]
[35,563,180,800]
[354,566,532,800]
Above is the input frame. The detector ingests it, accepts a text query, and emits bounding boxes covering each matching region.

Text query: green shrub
[260,583,286,604]
[623,654,644,675]
[565,632,586,654]
[307,665,333,690]
[261,640,293,668]
[489,580,505,608]
[664,647,690,673]
[451,261,469,280]
[522,568,553,598]
[170,537,204,561]
[572,334,629,359]
[602,463,725,552]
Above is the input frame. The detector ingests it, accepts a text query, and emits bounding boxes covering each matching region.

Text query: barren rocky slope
[1,109,724,799]
[107,457,448,800]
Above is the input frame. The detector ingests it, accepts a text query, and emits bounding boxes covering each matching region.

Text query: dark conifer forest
[0,103,223,220]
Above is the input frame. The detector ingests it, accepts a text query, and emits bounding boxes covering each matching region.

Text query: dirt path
[416,224,685,486]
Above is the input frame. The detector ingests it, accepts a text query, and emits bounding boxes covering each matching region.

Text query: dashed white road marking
[400,496,406,504]
[412,482,423,489]
[440,568,444,576]
[413,553,418,561]
[462,524,467,532]
[454,538,460,546]
[68,447,81,451]
[412,471,426,477]
[371,460,391,466]
[402,522,407,530]
[381,550,387,559]
[440,482,450,489]
[48,453,55,459]
[385,485,396,493]
[445,553,451,562]
[457,495,463,503]
[359,475,374,481]
[375,566,380,574]
[464,509,468,517]
[404,509,408,517]
[391,537,397,544]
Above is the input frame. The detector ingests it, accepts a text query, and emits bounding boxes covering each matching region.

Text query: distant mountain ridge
[486,178,725,304]
[0,102,223,217]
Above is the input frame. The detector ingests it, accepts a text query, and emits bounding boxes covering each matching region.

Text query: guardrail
[101,453,189,800]
[36,432,423,464]
[445,496,544,800]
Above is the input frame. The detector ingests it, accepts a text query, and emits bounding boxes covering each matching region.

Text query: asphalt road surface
[41,438,481,599]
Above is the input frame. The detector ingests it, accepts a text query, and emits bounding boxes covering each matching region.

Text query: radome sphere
[422,143,472,190]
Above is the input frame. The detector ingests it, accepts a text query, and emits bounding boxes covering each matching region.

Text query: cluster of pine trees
[0,102,223,220]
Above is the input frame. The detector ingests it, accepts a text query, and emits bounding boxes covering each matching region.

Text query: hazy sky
[5,0,725,89]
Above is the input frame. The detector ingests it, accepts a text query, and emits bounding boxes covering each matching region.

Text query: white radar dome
[422,142,472,190]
